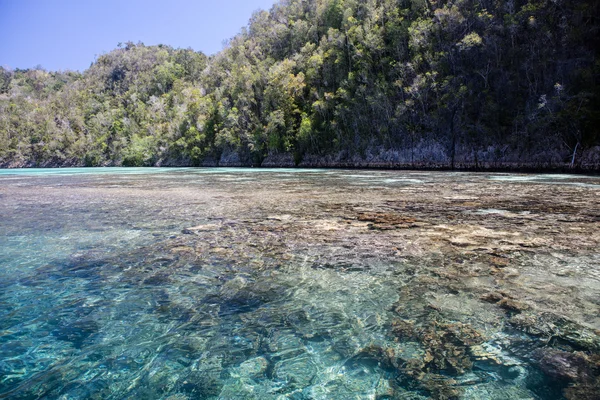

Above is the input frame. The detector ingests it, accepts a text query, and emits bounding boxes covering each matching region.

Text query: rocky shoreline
[2,145,600,173]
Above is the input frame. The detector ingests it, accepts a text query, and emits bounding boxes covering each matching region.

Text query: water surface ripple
[0,168,599,399]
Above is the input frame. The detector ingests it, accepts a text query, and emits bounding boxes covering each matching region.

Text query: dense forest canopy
[1,0,599,169]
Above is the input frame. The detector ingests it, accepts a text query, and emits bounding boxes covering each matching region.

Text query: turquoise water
[1,168,598,399]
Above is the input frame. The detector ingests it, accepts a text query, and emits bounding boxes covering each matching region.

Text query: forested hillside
[1,0,599,169]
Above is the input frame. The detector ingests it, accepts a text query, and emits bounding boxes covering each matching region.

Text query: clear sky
[0,0,277,72]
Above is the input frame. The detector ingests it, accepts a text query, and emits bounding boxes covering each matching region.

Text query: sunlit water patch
[488,174,600,188]
[1,168,599,399]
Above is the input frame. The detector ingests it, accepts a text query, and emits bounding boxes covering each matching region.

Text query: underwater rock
[207,275,286,316]
[51,319,99,349]
[217,377,265,399]
[309,365,394,399]
[419,374,462,400]
[174,376,222,399]
[330,334,364,358]
[508,312,600,351]
[507,313,550,337]
[273,354,318,388]
[470,342,521,367]
[389,318,487,398]
[532,349,596,381]
[532,349,600,400]
[480,291,529,312]
[266,332,306,361]
[480,292,504,303]
[143,273,172,285]
[488,256,510,267]
[165,395,189,400]
[170,246,195,254]
[564,379,600,400]
[173,357,224,398]
[498,298,529,312]
[497,267,520,278]
[448,237,479,248]
[356,212,418,230]
[238,356,268,378]
[462,383,537,400]
[391,319,418,341]
[351,344,397,370]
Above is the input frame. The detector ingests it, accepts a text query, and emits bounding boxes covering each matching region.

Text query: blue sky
[0,0,277,71]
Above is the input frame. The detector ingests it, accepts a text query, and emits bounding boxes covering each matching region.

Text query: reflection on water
[0,168,599,399]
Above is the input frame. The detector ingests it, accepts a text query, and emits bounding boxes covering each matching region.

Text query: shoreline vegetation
[1,0,599,171]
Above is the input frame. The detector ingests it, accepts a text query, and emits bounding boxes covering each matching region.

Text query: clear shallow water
[1,168,599,399]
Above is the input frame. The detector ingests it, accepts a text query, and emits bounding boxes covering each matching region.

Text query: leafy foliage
[1,0,599,168]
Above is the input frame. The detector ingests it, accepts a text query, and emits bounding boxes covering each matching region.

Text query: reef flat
[0,169,598,399]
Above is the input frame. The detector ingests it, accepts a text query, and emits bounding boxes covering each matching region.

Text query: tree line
[1,0,599,169]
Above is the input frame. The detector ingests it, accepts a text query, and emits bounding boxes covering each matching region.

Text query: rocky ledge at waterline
[2,144,600,171]
[260,145,600,171]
